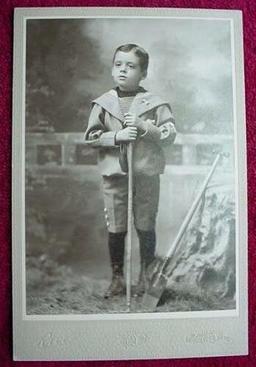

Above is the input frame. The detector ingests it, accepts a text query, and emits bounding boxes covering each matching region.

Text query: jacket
[84,88,176,177]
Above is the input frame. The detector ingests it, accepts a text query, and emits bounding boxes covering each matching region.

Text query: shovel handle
[162,153,222,272]
[145,153,224,308]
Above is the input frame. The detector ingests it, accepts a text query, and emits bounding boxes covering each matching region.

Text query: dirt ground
[26,255,235,315]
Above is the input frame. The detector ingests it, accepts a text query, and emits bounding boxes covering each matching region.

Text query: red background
[1,1,255,366]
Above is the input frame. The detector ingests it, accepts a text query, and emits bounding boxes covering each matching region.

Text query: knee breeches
[102,174,160,233]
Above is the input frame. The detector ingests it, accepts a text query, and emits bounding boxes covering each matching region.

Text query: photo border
[12,7,247,360]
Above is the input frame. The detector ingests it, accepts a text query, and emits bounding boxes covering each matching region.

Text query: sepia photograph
[25,15,236,315]
[12,7,247,360]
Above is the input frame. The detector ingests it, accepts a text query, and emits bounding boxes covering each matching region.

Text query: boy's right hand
[115,127,138,143]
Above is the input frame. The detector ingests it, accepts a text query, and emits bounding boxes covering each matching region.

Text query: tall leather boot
[104,232,126,299]
[135,229,156,296]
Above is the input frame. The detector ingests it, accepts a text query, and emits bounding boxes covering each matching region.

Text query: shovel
[142,153,223,311]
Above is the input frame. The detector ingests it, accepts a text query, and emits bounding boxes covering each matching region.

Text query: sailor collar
[92,89,170,122]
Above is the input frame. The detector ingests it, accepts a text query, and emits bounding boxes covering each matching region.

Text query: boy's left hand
[124,113,147,132]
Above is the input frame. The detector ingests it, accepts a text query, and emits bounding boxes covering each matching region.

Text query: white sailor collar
[92,89,171,122]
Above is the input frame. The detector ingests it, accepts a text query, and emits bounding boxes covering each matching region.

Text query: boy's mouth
[118,75,127,80]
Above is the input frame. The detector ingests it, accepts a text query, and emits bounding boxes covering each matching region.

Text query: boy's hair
[113,44,149,72]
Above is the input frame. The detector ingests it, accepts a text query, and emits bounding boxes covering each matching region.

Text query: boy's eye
[114,62,136,68]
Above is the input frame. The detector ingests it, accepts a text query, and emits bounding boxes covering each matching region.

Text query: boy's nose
[120,64,128,73]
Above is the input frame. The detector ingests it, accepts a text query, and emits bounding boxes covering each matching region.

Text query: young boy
[84,44,176,298]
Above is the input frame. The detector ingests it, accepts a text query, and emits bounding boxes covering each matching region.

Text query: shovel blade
[141,275,168,311]
[141,292,160,311]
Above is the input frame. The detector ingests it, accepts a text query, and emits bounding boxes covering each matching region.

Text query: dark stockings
[108,229,156,275]
[136,229,156,267]
[108,231,126,275]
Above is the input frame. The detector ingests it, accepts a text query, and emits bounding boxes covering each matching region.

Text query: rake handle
[126,143,133,311]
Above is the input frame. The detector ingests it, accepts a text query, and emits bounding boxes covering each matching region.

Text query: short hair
[113,44,149,72]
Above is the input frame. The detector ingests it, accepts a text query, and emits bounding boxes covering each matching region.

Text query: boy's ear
[141,71,147,80]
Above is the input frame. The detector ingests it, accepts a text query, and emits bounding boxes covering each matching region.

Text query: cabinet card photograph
[12,7,247,361]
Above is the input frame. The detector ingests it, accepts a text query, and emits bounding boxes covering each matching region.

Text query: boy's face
[112,51,147,92]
